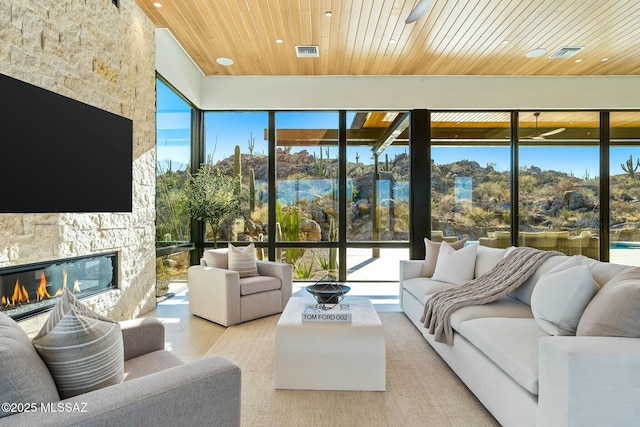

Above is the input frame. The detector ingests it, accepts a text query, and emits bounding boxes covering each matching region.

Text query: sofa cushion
[402,277,457,305]
[239,275,282,296]
[577,268,640,337]
[449,296,533,331]
[531,264,598,336]
[124,349,184,381]
[32,289,124,399]
[509,255,567,306]
[432,243,477,285]
[458,317,548,395]
[203,248,229,269]
[421,237,467,277]
[228,243,259,277]
[0,312,60,418]
[474,245,508,278]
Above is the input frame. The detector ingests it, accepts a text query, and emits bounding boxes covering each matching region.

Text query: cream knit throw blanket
[421,247,561,345]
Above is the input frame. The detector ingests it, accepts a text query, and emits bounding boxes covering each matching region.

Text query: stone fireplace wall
[0,0,156,333]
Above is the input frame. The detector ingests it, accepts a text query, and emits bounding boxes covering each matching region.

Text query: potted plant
[181,163,243,248]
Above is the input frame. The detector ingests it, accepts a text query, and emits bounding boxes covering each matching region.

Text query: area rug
[205,312,499,427]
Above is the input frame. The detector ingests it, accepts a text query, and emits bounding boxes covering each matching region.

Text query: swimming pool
[610,241,640,249]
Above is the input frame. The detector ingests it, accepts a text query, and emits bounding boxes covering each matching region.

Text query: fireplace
[0,252,118,321]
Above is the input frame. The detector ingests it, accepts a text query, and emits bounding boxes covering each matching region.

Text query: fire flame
[2,269,81,309]
[2,279,30,307]
[35,272,52,301]
[52,270,68,298]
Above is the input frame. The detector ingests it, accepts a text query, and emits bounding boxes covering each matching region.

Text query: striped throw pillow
[32,290,124,399]
[33,288,112,340]
[228,242,259,277]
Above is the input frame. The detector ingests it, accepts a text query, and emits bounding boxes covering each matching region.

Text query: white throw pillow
[432,243,477,285]
[474,245,507,278]
[228,242,259,277]
[421,237,467,277]
[531,264,599,336]
[31,289,124,399]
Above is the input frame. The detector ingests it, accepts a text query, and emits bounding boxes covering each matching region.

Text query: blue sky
[157,80,638,178]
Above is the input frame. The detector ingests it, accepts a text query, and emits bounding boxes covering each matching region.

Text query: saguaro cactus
[247,132,255,155]
[621,154,640,178]
[233,144,242,195]
[328,217,338,279]
[249,168,256,212]
[315,149,326,177]
[233,145,242,180]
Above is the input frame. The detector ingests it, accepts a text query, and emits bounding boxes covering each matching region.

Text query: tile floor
[142,281,401,362]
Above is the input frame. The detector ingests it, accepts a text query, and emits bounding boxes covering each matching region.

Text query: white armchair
[188,249,293,327]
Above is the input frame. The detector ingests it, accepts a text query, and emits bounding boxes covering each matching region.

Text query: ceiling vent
[549,46,584,58]
[295,46,319,58]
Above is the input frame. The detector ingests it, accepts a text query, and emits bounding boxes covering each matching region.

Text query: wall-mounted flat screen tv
[0,73,133,213]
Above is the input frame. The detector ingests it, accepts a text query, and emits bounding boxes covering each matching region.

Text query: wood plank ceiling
[136,0,640,77]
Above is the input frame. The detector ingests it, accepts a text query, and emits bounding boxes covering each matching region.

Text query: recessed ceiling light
[575,59,583,63]
[389,39,397,44]
[276,38,283,44]
[525,48,547,58]
[153,1,162,7]
[602,57,609,62]
[501,40,509,45]
[216,57,234,66]
[325,11,333,17]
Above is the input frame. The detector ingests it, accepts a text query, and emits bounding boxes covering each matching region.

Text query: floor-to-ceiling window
[154,84,640,281]
[274,112,339,280]
[610,112,640,266]
[518,111,600,259]
[203,112,269,246]
[346,111,410,281]
[431,112,512,245]
[155,78,194,296]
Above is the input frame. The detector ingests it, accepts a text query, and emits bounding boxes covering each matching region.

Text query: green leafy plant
[294,259,314,279]
[181,163,243,248]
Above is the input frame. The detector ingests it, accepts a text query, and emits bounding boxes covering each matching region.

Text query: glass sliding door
[518,111,600,258]
[203,112,269,246]
[431,112,512,246]
[346,111,409,281]
[275,112,339,280]
[610,112,640,266]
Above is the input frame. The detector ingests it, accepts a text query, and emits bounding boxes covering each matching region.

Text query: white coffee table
[274,296,386,391]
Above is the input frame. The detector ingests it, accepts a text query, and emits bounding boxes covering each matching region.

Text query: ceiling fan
[405,0,435,24]
[521,112,566,140]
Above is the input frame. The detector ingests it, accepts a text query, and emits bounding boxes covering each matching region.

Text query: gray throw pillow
[0,312,60,418]
[31,290,124,399]
[577,268,640,337]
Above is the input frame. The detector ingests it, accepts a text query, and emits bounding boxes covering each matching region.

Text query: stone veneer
[0,0,156,335]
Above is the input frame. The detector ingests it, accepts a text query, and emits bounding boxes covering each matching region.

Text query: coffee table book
[301,304,352,322]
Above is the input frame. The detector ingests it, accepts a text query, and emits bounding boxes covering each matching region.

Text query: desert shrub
[467,207,495,226]
[520,175,537,194]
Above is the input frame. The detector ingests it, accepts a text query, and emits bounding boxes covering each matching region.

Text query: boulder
[564,190,585,210]
[300,219,322,241]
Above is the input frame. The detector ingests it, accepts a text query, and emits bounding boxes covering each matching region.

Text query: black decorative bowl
[306,283,351,305]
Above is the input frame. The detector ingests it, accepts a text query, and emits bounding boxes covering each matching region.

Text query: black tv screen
[0,73,133,213]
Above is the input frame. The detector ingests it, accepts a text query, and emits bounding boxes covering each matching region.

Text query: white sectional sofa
[400,244,640,427]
